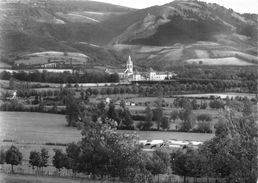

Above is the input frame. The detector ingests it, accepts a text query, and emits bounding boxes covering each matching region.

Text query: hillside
[0,0,257,69]
[110,0,257,46]
[108,0,258,69]
[0,0,133,65]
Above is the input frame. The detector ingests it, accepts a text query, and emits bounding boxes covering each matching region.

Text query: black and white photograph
[0,0,257,182]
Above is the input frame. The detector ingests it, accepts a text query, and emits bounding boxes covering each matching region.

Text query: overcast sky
[90,0,258,14]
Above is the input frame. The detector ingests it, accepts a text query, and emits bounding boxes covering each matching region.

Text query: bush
[117,126,135,130]
[197,114,212,122]
[0,100,25,111]
[193,121,212,133]
[209,100,224,109]
[200,102,207,109]
[132,115,145,121]
[160,116,169,130]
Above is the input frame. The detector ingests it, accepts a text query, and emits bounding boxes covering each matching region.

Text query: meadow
[0,112,81,144]
[0,112,214,145]
[0,173,110,183]
[0,111,214,181]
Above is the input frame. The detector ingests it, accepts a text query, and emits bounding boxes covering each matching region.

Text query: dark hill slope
[110,0,257,48]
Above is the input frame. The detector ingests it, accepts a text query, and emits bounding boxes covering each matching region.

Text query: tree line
[0,70,119,83]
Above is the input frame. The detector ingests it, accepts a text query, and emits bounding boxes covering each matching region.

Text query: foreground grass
[0,173,110,183]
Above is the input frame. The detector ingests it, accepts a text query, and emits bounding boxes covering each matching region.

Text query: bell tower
[126,55,133,74]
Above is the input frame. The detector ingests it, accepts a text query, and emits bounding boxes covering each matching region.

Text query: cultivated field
[176,92,257,99]
[186,57,255,66]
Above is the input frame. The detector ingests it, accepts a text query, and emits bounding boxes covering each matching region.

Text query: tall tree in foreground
[5,145,22,173]
[67,117,154,182]
[200,100,258,183]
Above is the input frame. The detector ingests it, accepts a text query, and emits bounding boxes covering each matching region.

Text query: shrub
[197,114,212,122]
[132,115,145,121]
[200,102,207,109]
[193,121,212,133]
[209,100,224,109]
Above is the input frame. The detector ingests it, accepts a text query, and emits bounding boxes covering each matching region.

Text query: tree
[120,99,126,108]
[147,150,170,178]
[107,102,119,123]
[0,149,5,164]
[39,148,49,170]
[143,106,153,130]
[160,116,169,130]
[170,110,178,122]
[200,108,258,182]
[153,99,163,130]
[72,116,153,182]
[66,143,81,173]
[92,88,99,95]
[65,94,80,127]
[209,100,224,109]
[122,108,134,129]
[242,98,252,117]
[194,121,212,133]
[191,98,199,110]
[200,101,207,109]
[52,149,66,172]
[179,101,195,132]
[197,114,212,122]
[80,90,85,100]
[5,145,23,173]
[29,151,41,172]
[171,150,189,183]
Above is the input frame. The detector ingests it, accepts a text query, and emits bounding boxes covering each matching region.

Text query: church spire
[127,55,132,64]
[126,55,133,74]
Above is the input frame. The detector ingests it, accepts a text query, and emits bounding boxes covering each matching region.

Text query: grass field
[0,173,108,183]
[0,112,214,182]
[0,112,214,144]
[0,112,81,144]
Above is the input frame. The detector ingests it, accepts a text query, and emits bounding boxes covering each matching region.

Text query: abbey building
[105,56,176,81]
